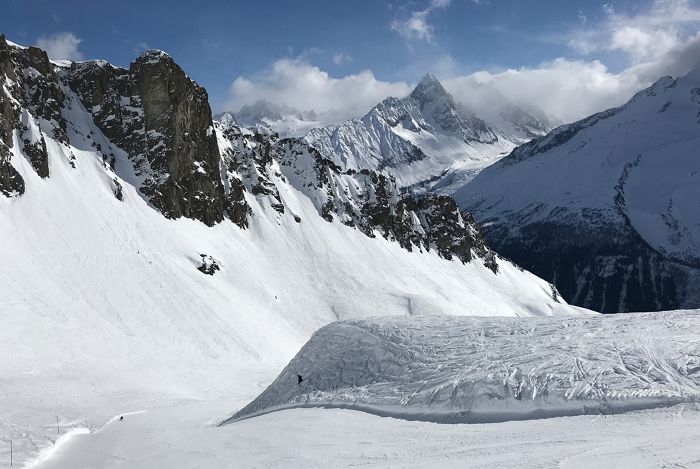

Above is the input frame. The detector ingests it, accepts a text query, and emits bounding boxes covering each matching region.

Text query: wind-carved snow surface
[228,311,700,425]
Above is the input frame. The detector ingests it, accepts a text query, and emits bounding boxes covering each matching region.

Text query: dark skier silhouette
[119,416,124,421]
[297,374,303,385]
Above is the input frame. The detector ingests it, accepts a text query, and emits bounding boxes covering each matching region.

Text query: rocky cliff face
[215,113,497,266]
[0,37,224,225]
[0,34,70,195]
[1,37,502,270]
[67,50,225,225]
[0,36,24,196]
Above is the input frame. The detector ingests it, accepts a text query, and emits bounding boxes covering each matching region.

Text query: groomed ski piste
[226,311,700,425]
[28,311,700,469]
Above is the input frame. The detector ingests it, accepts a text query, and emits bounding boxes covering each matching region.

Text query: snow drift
[227,310,700,424]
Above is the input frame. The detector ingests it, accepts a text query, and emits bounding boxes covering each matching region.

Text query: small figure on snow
[119,416,124,421]
[297,374,303,385]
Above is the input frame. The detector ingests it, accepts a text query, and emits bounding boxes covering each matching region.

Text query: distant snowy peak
[304,73,547,192]
[222,100,322,138]
[406,73,497,144]
[409,73,449,103]
[233,99,315,126]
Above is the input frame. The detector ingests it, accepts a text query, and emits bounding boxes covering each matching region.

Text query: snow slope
[455,68,700,312]
[0,39,580,466]
[229,311,699,424]
[35,402,700,469]
[0,127,576,465]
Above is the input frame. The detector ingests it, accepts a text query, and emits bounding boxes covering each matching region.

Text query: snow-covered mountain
[224,99,323,138]
[0,35,581,465]
[304,74,553,193]
[455,68,700,313]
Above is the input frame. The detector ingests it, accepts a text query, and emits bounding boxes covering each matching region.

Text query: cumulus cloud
[226,0,700,124]
[226,58,411,119]
[35,32,84,61]
[332,53,353,65]
[390,0,452,43]
[569,0,700,63]
[445,28,700,123]
[444,59,641,123]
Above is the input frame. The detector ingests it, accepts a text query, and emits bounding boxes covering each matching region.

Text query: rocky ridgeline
[406,73,497,144]
[215,114,496,266]
[66,49,224,225]
[0,36,497,268]
[0,34,69,195]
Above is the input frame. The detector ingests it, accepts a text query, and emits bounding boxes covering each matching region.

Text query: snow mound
[227,311,700,424]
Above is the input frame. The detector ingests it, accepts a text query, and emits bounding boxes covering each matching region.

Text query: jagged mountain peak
[135,48,174,64]
[215,111,239,127]
[409,73,452,105]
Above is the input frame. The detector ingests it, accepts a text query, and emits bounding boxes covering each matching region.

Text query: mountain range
[455,69,700,312]
[0,32,575,386]
[3,29,700,466]
[228,74,555,194]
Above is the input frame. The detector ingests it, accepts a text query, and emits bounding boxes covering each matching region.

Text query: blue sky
[3,0,700,120]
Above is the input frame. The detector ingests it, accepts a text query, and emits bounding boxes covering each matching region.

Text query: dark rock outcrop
[0,34,70,193]
[0,37,24,196]
[214,116,496,266]
[67,50,225,225]
[197,254,220,275]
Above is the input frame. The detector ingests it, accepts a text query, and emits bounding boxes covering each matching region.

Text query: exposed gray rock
[197,254,220,275]
[215,114,496,266]
[67,50,225,225]
[0,36,24,196]
[0,34,70,191]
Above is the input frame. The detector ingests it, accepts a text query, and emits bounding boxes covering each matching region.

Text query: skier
[119,416,124,421]
[297,374,303,385]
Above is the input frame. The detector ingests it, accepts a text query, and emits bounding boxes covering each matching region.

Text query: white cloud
[444,59,640,123]
[332,53,353,65]
[133,42,150,55]
[569,0,700,63]
[390,0,452,43]
[35,32,84,61]
[226,58,411,119]
[226,28,700,125]
[226,0,700,125]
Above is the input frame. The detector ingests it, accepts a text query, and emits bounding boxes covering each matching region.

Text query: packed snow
[22,311,700,469]
[229,311,699,424]
[0,58,579,466]
[30,402,700,469]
